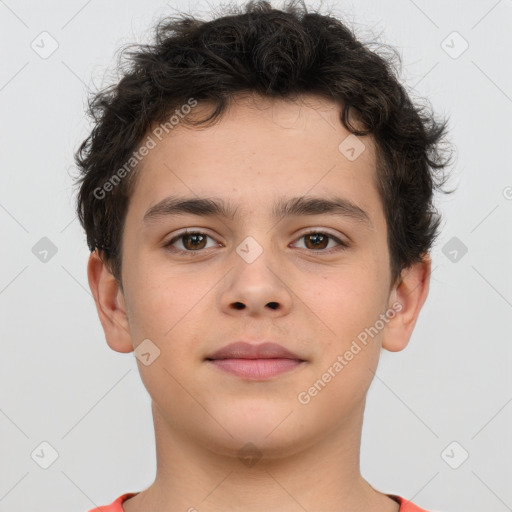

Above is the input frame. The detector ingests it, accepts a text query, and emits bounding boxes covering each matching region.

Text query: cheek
[126,278,207,376]
[302,279,384,411]
[318,266,386,336]
[124,276,180,345]
[126,252,195,326]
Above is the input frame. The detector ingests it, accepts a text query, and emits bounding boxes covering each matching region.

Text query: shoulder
[87,493,138,512]
[390,494,433,512]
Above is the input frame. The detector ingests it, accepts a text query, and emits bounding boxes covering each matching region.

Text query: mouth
[205,341,307,380]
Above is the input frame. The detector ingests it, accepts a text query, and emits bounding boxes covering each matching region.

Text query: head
[75,0,453,458]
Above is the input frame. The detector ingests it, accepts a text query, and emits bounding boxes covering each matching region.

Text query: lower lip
[208,358,304,379]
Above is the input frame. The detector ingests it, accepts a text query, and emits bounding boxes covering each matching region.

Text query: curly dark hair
[73,0,454,289]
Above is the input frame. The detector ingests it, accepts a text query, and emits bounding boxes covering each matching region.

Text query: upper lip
[206,342,304,361]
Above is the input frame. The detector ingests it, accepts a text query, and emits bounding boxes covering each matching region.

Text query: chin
[201,407,310,457]
[204,427,308,462]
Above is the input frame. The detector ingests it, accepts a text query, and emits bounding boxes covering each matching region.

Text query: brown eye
[180,233,208,250]
[304,233,329,250]
[293,231,349,253]
[165,231,218,255]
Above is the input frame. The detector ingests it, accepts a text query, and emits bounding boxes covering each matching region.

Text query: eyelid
[165,228,216,242]
[295,227,348,242]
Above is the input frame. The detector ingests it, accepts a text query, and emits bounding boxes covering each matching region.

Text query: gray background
[0,0,511,511]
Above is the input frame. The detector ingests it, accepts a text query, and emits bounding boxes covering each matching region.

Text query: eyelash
[163,229,349,256]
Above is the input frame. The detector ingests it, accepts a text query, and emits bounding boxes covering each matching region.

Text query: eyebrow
[142,195,373,228]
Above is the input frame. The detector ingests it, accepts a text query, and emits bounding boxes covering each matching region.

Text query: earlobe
[381,254,432,353]
[87,250,134,353]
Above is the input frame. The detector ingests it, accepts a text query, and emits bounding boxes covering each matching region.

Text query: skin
[87,93,430,512]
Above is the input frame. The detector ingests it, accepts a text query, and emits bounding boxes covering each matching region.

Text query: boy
[74,1,452,510]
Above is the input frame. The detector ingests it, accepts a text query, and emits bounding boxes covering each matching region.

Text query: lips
[206,341,304,361]
[205,341,306,380]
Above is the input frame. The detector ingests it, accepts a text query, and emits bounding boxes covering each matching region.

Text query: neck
[123,401,399,512]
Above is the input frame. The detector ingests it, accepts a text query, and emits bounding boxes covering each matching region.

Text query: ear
[87,250,134,353]
[381,253,431,352]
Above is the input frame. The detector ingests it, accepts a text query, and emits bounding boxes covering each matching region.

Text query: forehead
[125,93,383,228]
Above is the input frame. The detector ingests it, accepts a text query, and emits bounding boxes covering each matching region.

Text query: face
[90,93,427,459]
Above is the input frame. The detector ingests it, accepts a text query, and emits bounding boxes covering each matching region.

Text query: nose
[219,252,293,317]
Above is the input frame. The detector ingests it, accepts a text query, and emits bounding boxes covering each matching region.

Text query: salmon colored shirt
[87,492,432,511]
